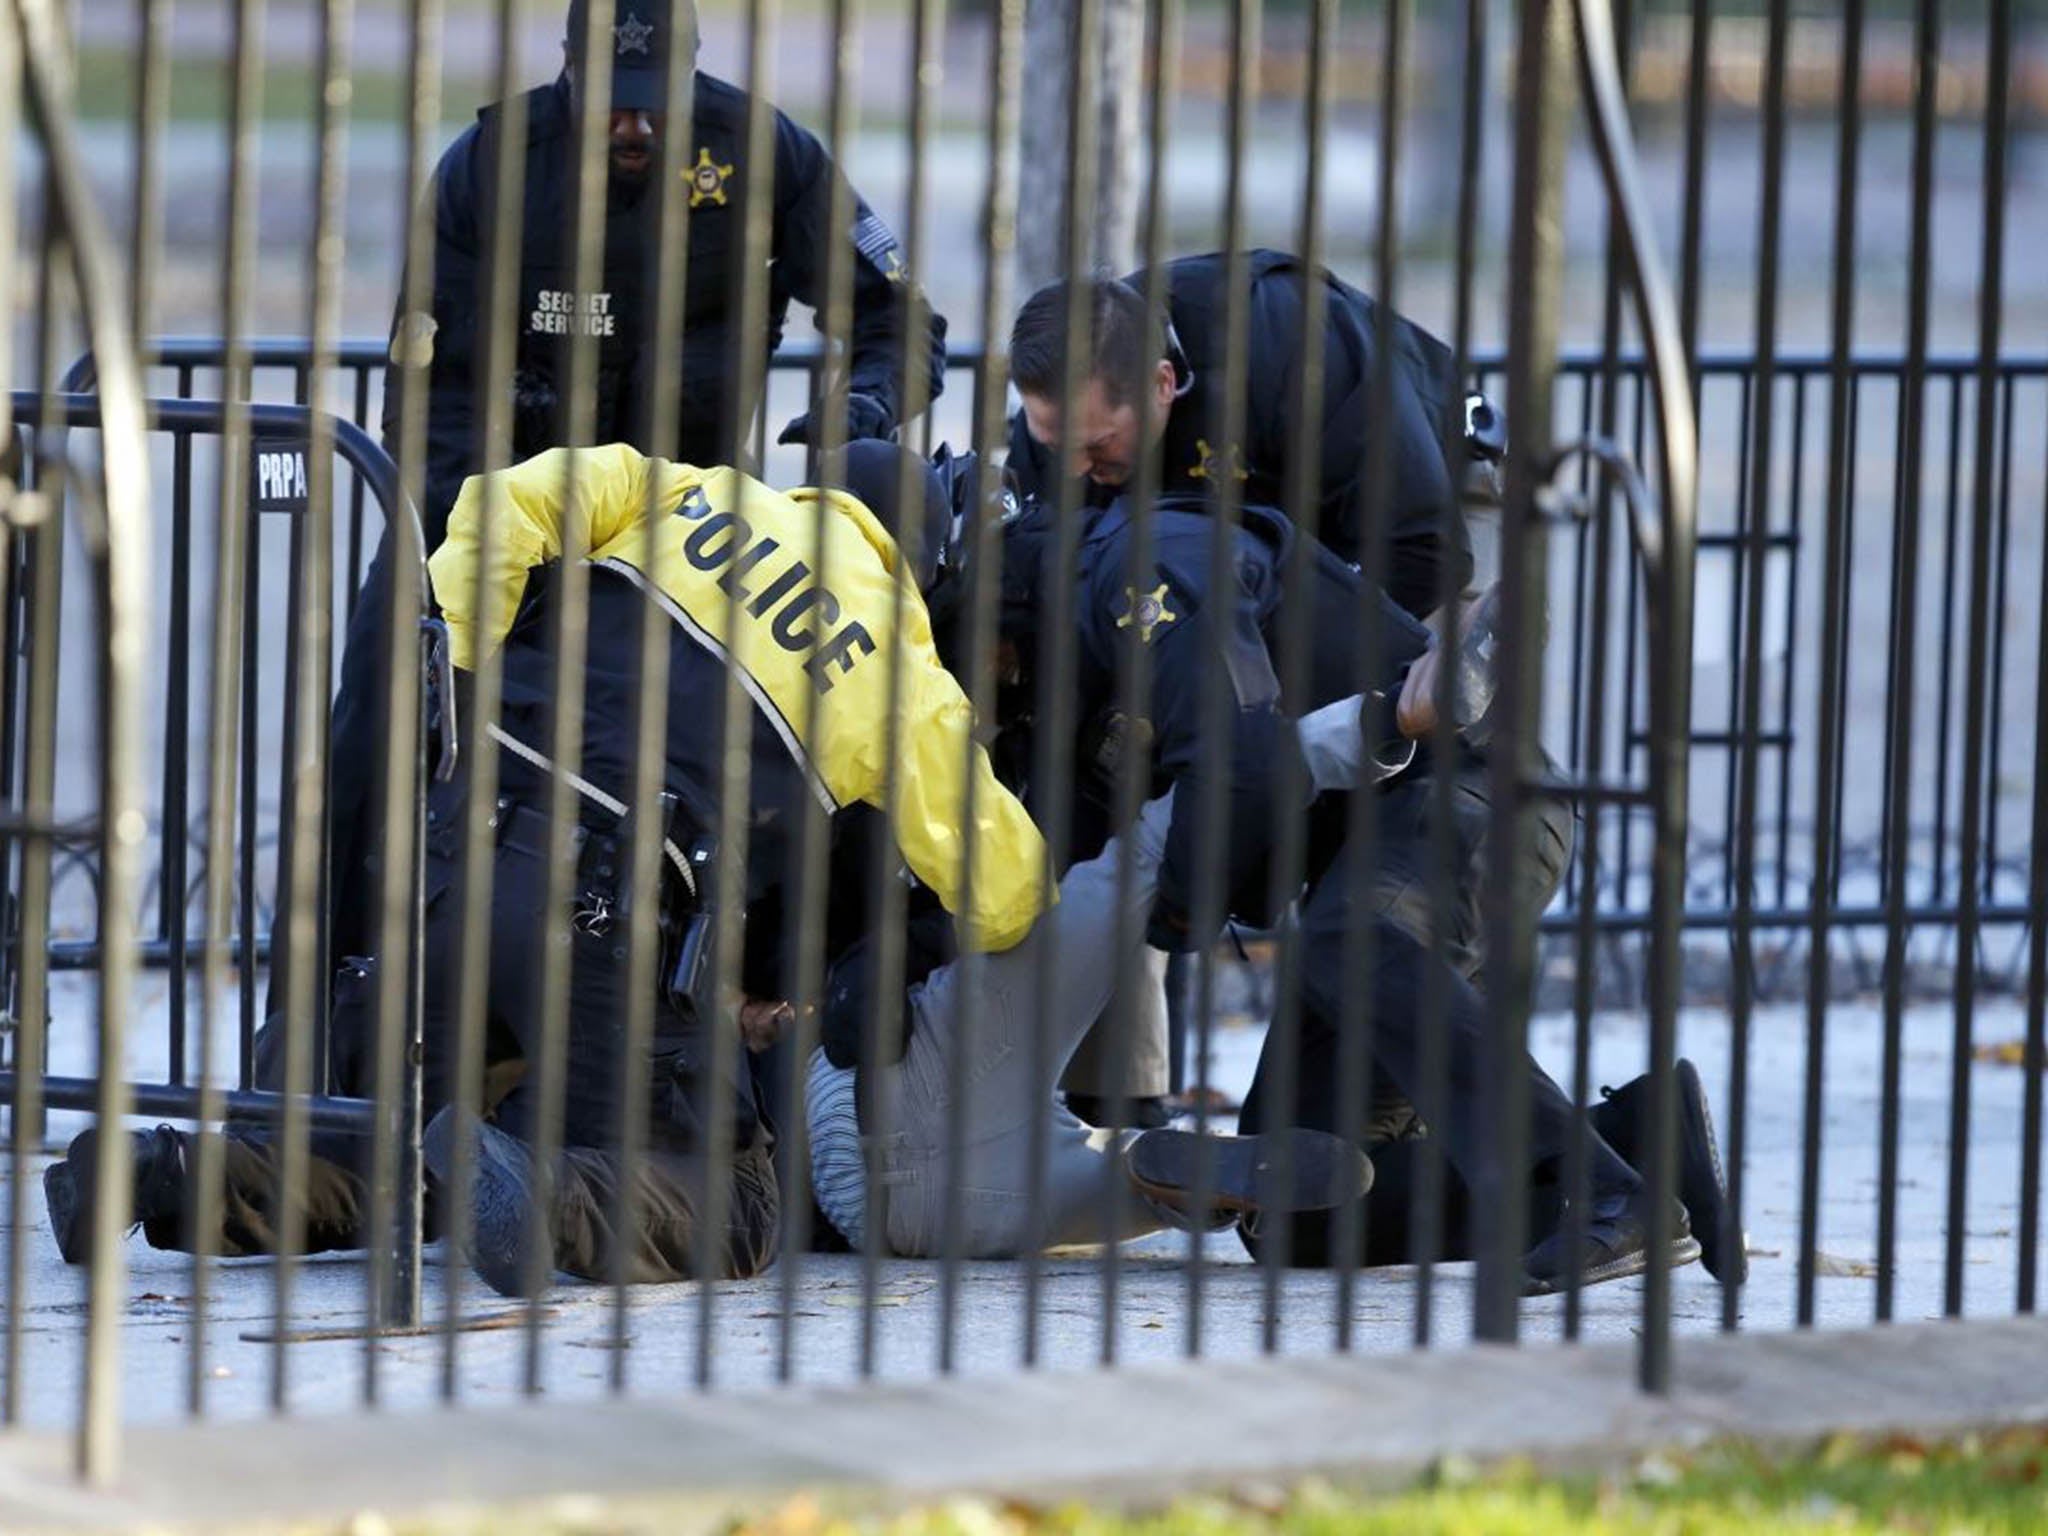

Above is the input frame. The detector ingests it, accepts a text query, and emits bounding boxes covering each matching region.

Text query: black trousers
[147,790,780,1285]
[1239,759,1637,1266]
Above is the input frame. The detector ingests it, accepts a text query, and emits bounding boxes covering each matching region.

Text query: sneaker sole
[1126,1128,1372,1217]
[1523,1234,1702,1297]
[424,1108,545,1299]
[42,1161,85,1265]
[1675,1059,1748,1286]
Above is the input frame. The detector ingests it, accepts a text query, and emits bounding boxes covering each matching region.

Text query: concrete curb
[2,1315,2045,1533]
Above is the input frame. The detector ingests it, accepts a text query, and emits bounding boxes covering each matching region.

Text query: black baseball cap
[565,0,700,111]
[836,441,954,593]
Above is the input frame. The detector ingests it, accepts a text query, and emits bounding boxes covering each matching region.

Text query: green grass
[306,1426,2048,1536]
[69,49,494,126]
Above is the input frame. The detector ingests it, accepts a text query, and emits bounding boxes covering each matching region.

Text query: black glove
[818,907,957,1070]
[509,365,560,459]
[778,390,894,448]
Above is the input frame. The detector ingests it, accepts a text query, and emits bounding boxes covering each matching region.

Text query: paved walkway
[1,1312,2045,1533]
[2,997,2037,1430]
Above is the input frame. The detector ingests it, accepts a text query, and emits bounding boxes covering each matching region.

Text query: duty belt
[486,722,698,902]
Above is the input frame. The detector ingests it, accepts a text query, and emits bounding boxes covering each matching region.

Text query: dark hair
[1008,277,1165,408]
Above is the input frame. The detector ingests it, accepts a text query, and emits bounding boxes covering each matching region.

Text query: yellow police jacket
[429,443,1048,952]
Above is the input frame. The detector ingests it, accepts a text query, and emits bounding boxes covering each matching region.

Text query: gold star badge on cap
[614,10,654,53]
[687,147,735,207]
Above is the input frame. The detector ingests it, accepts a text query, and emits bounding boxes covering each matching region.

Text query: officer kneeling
[43,443,1025,1295]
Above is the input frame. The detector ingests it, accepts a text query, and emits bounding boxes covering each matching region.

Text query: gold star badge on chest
[687,147,735,207]
[1116,583,1179,644]
[1189,437,1249,484]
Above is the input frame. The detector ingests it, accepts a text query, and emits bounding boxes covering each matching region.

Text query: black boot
[423,1107,549,1299]
[1589,1058,1747,1284]
[1521,1188,1698,1296]
[43,1124,188,1266]
[1124,1127,1372,1228]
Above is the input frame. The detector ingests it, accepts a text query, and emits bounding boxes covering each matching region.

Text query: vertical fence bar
[1181,0,1258,1361]
[952,0,1026,1371]
[1411,0,1487,1349]
[162,438,191,1084]
[696,0,781,1392]
[1720,374,1752,909]
[133,0,181,1082]
[0,0,28,1432]
[1015,0,1100,1370]
[272,0,354,1405]
[15,0,157,1474]
[1773,374,1804,912]
[1876,0,1939,1325]
[1675,0,1708,370]
[619,0,698,1391]
[346,370,370,602]
[1931,378,1964,903]
[1126,0,1187,1359]
[1983,379,2014,899]
[20,227,65,1433]
[438,0,528,1402]
[767,0,848,1388]
[933,0,1024,1378]
[2023,419,2048,1314]
[238,438,261,1093]
[1565,0,1634,1334]
[524,0,620,1392]
[3,250,58,1442]
[1799,0,1864,1305]
[889,0,947,1376]
[1948,0,2009,1321]
[1830,376,1858,899]
[1571,0,1698,1394]
[1726,0,1789,1335]
[188,0,265,1417]
[1124,0,1185,1262]
[1328,0,1408,1350]
[1477,0,1571,1346]
[1256,0,1332,1351]
[364,0,439,1377]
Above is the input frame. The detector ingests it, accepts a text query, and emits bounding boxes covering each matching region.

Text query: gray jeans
[864,793,1176,1258]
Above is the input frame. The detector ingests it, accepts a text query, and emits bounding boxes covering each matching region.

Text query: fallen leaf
[1815,1251,1879,1278]
[1974,1040,2038,1068]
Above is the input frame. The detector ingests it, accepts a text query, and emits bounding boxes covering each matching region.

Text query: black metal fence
[36,342,2048,992]
[0,0,2037,1493]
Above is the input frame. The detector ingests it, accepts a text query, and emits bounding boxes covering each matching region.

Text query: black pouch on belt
[661,792,726,1027]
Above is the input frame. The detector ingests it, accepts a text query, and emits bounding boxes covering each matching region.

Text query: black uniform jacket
[387,71,948,539]
[1070,494,1432,942]
[1010,249,1471,621]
